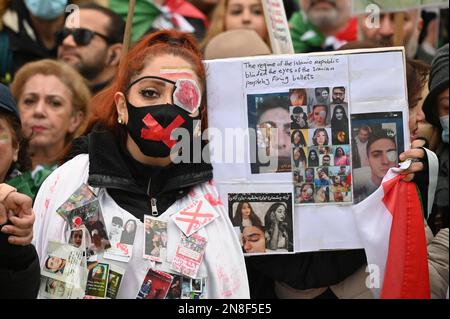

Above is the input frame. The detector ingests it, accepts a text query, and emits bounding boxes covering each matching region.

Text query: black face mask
[125,99,197,158]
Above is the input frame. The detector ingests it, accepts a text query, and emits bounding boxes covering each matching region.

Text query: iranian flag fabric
[353,169,430,299]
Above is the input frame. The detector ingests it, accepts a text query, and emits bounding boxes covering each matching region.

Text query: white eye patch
[387,150,398,162]
[307,188,313,195]
[319,111,326,119]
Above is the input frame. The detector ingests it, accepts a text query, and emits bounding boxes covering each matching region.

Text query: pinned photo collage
[228,192,294,255]
[289,87,353,205]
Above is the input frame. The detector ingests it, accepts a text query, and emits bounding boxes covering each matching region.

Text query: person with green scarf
[289,0,356,53]
[109,0,208,42]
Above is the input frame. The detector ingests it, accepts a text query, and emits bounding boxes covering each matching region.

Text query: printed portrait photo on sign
[248,92,291,174]
[290,105,309,129]
[351,112,405,204]
[289,88,308,107]
[330,103,350,145]
[228,193,294,254]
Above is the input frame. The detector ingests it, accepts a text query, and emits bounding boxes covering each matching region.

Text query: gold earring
[118,117,123,124]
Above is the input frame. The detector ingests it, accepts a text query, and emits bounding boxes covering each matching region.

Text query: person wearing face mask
[32,30,249,299]
[0,0,68,84]
[422,44,449,233]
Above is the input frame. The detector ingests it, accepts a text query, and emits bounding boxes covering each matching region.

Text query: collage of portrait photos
[289,87,353,204]
[228,193,294,255]
[351,112,405,204]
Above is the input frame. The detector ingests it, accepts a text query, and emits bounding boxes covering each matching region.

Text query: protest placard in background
[261,0,294,54]
[352,0,449,14]
[205,47,409,252]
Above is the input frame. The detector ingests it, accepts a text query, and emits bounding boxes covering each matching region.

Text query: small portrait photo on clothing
[41,277,67,299]
[180,276,206,299]
[136,268,173,299]
[65,201,111,254]
[68,228,85,249]
[165,274,183,299]
[190,278,204,293]
[248,92,292,174]
[143,216,168,262]
[42,241,83,280]
[120,218,137,246]
[228,192,294,254]
[106,268,124,299]
[351,112,405,204]
[85,262,110,298]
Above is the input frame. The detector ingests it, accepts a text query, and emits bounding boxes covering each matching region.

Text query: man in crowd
[57,4,124,94]
[359,7,422,59]
[289,0,356,53]
[1,0,67,84]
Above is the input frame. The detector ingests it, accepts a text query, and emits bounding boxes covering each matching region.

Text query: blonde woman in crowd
[10,59,90,197]
[200,0,269,50]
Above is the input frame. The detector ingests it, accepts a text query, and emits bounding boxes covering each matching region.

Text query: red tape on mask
[141,113,185,148]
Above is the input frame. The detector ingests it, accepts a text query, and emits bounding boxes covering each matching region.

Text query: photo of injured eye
[352,112,405,204]
[308,104,330,128]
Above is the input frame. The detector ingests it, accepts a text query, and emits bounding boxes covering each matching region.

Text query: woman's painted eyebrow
[127,76,175,90]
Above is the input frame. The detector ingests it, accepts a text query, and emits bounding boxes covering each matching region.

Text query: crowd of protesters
[0,0,448,299]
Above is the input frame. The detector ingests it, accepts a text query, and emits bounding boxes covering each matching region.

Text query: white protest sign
[205,47,409,252]
[261,0,294,54]
[353,0,449,14]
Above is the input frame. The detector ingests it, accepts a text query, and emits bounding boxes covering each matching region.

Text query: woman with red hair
[32,30,249,299]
